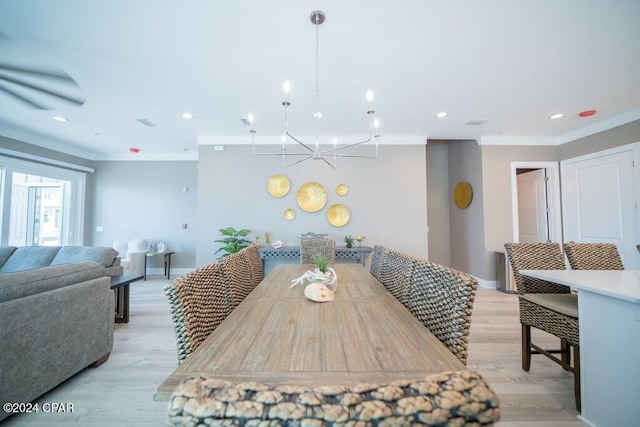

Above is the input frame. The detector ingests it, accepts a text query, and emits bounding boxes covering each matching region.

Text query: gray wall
[448,140,485,276]
[559,119,640,160]
[196,144,429,267]
[480,145,559,281]
[426,141,451,265]
[89,161,198,269]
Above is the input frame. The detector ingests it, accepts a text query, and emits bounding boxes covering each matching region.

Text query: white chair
[113,238,148,276]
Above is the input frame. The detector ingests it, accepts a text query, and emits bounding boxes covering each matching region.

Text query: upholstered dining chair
[504,243,580,411]
[377,249,416,307]
[164,262,229,364]
[300,238,336,264]
[167,371,501,426]
[563,242,624,270]
[407,260,478,365]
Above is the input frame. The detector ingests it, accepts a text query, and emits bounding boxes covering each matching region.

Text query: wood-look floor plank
[2,276,584,426]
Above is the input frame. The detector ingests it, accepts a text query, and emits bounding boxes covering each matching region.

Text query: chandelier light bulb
[283,81,291,93]
[314,112,323,119]
[247,113,254,123]
[333,137,338,146]
[366,90,374,102]
[373,119,380,129]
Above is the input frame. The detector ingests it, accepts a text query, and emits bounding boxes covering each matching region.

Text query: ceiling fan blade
[0,62,78,83]
[0,83,49,109]
[0,71,85,107]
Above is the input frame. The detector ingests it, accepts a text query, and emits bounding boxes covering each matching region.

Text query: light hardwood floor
[3,276,585,426]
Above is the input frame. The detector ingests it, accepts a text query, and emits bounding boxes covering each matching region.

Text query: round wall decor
[336,183,349,196]
[267,174,290,197]
[327,203,350,227]
[453,181,473,209]
[283,208,296,221]
[296,181,328,212]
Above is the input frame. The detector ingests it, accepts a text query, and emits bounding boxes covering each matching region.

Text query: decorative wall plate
[296,182,328,212]
[453,181,473,209]
[267,174,290,198]
[336,183,349,196]
[327,203,350,227]
[284,208,296,220]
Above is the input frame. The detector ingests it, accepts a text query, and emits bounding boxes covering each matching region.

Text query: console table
[144,251,175,280]
[259,245,373,266]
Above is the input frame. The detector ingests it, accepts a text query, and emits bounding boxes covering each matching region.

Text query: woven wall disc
[267,174,290,197]
[296,182,328,212]
[327,204,350,227]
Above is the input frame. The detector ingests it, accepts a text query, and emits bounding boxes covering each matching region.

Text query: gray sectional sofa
[0,245,122,421]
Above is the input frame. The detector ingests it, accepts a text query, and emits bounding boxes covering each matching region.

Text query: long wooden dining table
[154,263,466,401]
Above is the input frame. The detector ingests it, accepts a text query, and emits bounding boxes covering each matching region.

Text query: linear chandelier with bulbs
[247,10,380,169]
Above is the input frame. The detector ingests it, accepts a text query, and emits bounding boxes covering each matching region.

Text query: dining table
[155,263,466,401]
[520,269,640,427]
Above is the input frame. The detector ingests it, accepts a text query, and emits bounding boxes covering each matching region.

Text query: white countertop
[520,270,640,304]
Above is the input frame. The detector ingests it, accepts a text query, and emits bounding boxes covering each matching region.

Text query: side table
[144,251,175,280]
[110,274,143,323]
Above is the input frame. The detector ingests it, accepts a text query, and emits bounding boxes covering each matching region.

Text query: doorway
[510,161,562,244]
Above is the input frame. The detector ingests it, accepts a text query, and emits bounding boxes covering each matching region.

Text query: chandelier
[247,10,380,169]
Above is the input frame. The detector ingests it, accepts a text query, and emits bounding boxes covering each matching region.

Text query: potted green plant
[344,235,354,248]
[312,254,330,273]
[214,227,252,258]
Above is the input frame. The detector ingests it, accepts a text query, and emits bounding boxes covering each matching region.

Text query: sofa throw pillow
[0,246,17,270]
[51,246,119,268]
[0,246,61,273]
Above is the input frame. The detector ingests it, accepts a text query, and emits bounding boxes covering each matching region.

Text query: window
[0,156,86,246]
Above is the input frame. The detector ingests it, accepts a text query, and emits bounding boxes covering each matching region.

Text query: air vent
[136,118,157,127]
[466,119,488,126]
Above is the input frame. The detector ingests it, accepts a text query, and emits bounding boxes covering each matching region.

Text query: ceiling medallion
[248,10,380,169]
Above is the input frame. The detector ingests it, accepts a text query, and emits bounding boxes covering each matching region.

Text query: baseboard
[145,267,195,278]
[474,277,497,290]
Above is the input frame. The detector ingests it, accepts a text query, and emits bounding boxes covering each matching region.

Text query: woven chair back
[563,242,624,270]
[168,371,500,426]
[504,243,568,294]
[369,245,387,280]
[220,250,257,313]
[243,244,264,284]
[377,249,416,307]
[164,262,228,363]
[408,260,478,365]
[300,239,336,264]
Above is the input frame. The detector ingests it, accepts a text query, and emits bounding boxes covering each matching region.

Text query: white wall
[196,144,428,267]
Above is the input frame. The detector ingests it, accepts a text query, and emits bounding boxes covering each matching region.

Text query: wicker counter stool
[168,371,500,426]
[164,262,229,364]
[300,238,336,264]
[563,242,624,270]
[504,243,580,411]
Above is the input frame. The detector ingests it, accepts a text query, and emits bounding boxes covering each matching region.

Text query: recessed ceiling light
[182,112,194,119]
[436,112,448,118]
[53,115,68,122]
[550,113,564,120]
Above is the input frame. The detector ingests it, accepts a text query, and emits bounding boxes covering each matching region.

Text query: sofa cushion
[0,261,106,303]
[0,246,61,273]
[51,246,119,268]
[0,246,17,269]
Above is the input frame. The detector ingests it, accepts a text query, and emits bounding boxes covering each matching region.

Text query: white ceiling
[1,0,639,160]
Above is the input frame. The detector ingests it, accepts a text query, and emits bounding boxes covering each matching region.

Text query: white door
[561,146,638,268]
[517,169,550,243]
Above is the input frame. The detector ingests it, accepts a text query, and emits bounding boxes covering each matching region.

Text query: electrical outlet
[181,223,188,229]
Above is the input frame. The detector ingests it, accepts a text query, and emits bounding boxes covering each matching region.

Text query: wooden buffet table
[521,270,640,427]
[155,263,465,401]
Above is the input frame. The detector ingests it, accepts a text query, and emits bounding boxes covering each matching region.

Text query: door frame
[510,161,563,243]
